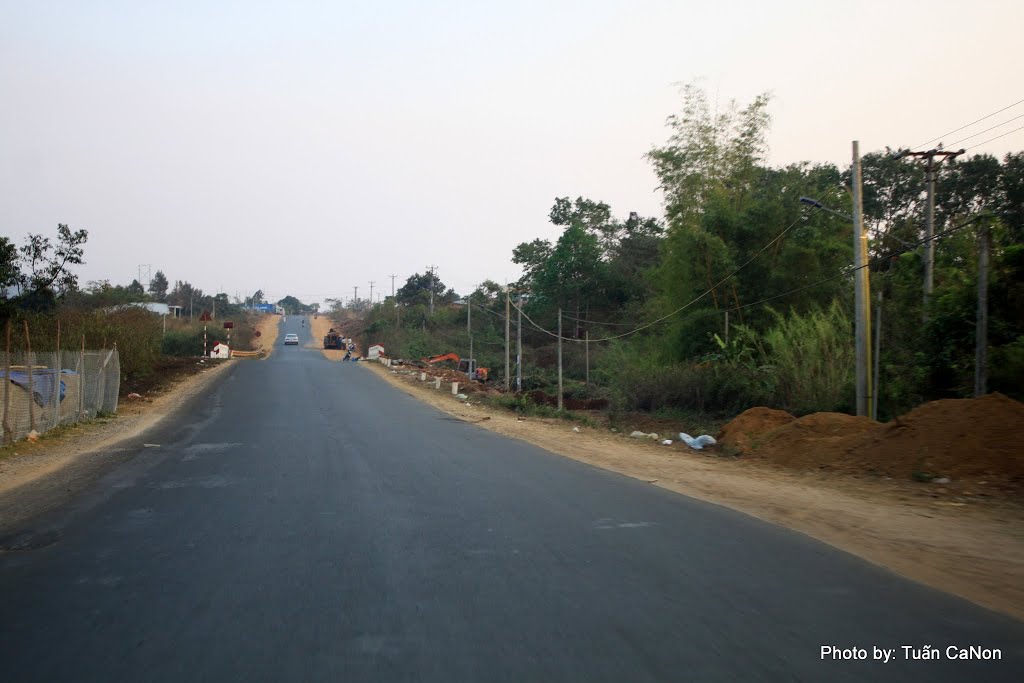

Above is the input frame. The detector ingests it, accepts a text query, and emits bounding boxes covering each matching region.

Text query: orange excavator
[423,353,489,382]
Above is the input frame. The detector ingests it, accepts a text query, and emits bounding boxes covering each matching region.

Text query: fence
[1,349,120,445]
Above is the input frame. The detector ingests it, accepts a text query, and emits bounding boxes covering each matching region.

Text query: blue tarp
[1,369,75,407]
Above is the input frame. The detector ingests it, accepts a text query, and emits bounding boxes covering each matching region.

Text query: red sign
[223,321,234,329]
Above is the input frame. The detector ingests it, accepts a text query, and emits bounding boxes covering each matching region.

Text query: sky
[2,0,1022,305]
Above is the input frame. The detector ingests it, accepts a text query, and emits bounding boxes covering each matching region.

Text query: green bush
[761,301,854,414]
[161,328,207,357]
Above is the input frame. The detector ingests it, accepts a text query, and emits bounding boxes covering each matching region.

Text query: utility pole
[467,291,472,378]
[369,281,375,306]
[975,220,989,397]
[873,289,882,420]
[390,274,399,328]
[353,286,358,307]
[585,329,590,384]
[504,286,511,391]
[427,265,437,316]
[516,293,523,393]
[557,308,563,411]
[899,147,964,315]
[851,141,873,419]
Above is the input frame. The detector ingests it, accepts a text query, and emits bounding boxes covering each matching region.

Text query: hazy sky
[3,0,1022,305]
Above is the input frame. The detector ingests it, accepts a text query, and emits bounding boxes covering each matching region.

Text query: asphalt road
[1,316,1021,682]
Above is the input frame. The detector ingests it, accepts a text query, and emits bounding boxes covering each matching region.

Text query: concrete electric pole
[898,147,964,315]
[851,141,873,419]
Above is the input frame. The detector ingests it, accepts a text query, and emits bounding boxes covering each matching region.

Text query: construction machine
[323,328,344,350]
[424,353,489,382]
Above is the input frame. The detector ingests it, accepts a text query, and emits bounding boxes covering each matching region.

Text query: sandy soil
[251,313,281,357]
[310,314,360,361]
[368,362,1024,621]
[0,359,234,533]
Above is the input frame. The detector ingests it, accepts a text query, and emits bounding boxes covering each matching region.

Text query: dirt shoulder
[0,359,234,534]
[251,312,281,357]
[367,362,1024,621]
[310,314,360,360]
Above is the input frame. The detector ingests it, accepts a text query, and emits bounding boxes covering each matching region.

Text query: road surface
[1,316,1022,682]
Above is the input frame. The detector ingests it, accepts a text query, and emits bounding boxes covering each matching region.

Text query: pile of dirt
[718,393,1024,492]
[717,407,795,453]
[750,412,879,469]
[839,393,1024,487]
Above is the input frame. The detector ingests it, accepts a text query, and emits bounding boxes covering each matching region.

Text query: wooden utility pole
[368,281,375,306]
[557,308,563,411]
[3,321,11,444]
[23,320,35,432]
[899,147,964,315]
[54,319,62,428]
[975,221,989,397]
[852,141,873,419]
[504,287,511,391]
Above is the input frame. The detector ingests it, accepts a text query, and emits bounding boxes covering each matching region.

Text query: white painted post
[433,378,441,390]
[451,382,459,395]
[420,372,427,381]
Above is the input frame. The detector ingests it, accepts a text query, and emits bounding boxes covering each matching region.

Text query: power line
[912,98,1024,150]
[963,124,1024,152]
[513,185,842,343]
[513,212,986,343]
[946,112,1024,148]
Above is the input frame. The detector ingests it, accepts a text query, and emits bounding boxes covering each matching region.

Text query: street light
[800,196,852,222]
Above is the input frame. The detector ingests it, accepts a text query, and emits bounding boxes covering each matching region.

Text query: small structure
[210,342,230,359]
[367,344,385,360]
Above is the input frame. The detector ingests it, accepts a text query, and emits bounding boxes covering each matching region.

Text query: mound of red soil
[839,393,1024,487]
[751,412,879,469]
[717,407,795,453]
[719,394,1024,492]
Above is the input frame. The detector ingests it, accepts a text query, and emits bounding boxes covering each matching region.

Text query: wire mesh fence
[1,349,120,445]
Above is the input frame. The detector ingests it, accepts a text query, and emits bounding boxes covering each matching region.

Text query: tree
[647,83,771,225]
[511,239,553,287]
[396,272,448,307]
[0,236,19,297]
[277,295,313,314]
[148,270,169,301]
[127,279,146,298]
[251,289,265,305]
[16,224,89,308]
[168,281,203,313]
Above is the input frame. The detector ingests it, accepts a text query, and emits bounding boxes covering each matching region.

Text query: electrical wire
[514,212,986,343]
[962,124,1024,152]
[912,98,1024,151]
[512,185,842,343]
[946,113,1024,148]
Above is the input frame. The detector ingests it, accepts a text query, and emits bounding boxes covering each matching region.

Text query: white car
[283,334,299,345]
